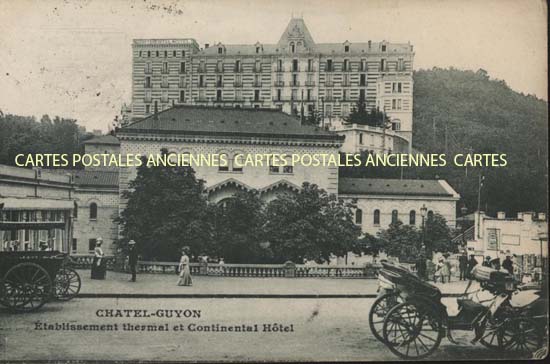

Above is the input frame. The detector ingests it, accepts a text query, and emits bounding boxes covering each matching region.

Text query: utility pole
[477,174,484,238]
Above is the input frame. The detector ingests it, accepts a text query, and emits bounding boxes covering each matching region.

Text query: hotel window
[173,50,176,57]
[326,89,333,101]
[360,59,367,71]
[283,166,293,174]
[391,210,398,224]
[216,89,222,101]
[360,74,366,86]
[217,60,223,72]
[164,51,168,58]
[144,77,151,88]
[179,76,186,88]
[307,59,314,72]
[292,59,299,72]
[147,51,151,57]
[217,75,223,87]
[254,89,260,101]
[344,45,350,53]
[269,165,279,173]
[342,103,350,116]
[291,89,297,101]
[290,42,295,53]
[326,59,333,72]
[343,59,349,71]
[292,74,298,86]
[254,74,261,87]
[392,119,401,131]
[255,59,261,72]
[72,238,77,252]
[355,209,363,224]
[306,89,312,101]
[359,89,365,101]
[161,76,168,88]
[380,59,386,71]
[409,210,416,225]
[392,82,402,93]
[256,46,260,53]
[236,89,242,100]
[427,210,434,222]
[180,62,186,73]
[179,90,185,102]
[181,50,185,57]
[218,47,223,54]
[398,58,404,71]
[373,210,381,225]
[139,51,142,57]
[89,203,98,220]
[145,62,152,74]
[359,132,363,144]
[343,73,350,87]
[145,104,150,114]
[277,59,283,72]
[199,75,205,87]
[342,89,348,101]
[234,60,241,72]
[381,44,387,52]
[88,239,97,252]
[276,89,282,101]
[161,90,168,102]
[325,104,332,116]
[156,51,159,57]
[392,99,402,110]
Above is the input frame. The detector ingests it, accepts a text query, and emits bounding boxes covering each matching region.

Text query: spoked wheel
[500,317,544,355]
[382,301,444,359]
[479,313,506,349]
[369,292,403,342]
[0,263,53,312]
[54,268,81,301]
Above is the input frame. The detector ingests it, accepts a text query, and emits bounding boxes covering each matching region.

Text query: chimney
[497,211,506,219]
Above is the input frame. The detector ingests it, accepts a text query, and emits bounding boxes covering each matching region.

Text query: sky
[0,0,547,131]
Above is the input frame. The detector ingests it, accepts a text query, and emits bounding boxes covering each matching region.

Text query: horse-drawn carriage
[369,261,548,359]
[0,251,81,312]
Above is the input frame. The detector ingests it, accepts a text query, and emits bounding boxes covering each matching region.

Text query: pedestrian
[467,254,478,279]
[91,237,106,280]
[483,256,492,267]
[502,255,514,275]
[415,254,427,280]
[435,257,445,283]
[127,240,138,282]
[218,257,225,276]
[177,246,193,286]
[459,251,468,281]
[443,254,451,283]
[490,257,501,271]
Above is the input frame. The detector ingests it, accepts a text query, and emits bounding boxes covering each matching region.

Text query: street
[0,296,517,362]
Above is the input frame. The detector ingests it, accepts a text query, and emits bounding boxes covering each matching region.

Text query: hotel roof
[339,178,458,198]
[119,105,344,141]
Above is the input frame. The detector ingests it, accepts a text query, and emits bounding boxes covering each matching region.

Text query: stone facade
[130,17,414,146]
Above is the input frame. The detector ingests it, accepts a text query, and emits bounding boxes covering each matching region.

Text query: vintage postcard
[0,0,548,362]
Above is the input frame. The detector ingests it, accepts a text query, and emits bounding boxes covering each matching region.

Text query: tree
[210,191,269,263]
[377,221,422,263]
[424,213,455,255]
[303,106,321,126]
[116,161,213,261]
[352,232,383,257]
[263,183,361,263]
[344,96,391,128]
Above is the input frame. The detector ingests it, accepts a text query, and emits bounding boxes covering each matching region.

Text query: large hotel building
[130,18,415,147]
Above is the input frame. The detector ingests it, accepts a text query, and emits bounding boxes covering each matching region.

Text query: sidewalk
[77,269,469,297]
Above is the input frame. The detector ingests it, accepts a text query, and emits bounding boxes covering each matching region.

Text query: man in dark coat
[128,240,138,282]
[502,255,514,275]
[459,251,468,281]
[415,254,427,280]
[467,255,478,279]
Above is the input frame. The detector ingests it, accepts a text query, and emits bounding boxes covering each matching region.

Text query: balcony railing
[253,66,262,73]
[198,66,206,73]
[234,67,243,73]
[253,81,262,87]
[274,80,285,87]
[216,66,224,73]
[290,81,300,87]
[234,81,243,87]
[305,80,316,87]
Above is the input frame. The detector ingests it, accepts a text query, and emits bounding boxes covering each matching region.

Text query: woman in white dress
[91,237,106,279]
[177,247,192,286]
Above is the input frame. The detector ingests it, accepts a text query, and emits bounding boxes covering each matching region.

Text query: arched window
[392,119,401,131]
[89,203,98,220]
[290,42,295,53]
[355,209,363,224]
[391,210,398,224]
[427,210,434,222]
[218,153,229,172]
[73,202,78,219]
[409,210,416,225]
[373,209,380,225]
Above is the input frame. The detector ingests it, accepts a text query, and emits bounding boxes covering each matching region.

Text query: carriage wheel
[0,263,52,312]
[479,313,507,349]
[382,301,444,359]
[369,292,403,342]
[54,268,81,301]
[500,317,543,355]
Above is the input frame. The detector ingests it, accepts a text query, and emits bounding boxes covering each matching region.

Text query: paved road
[0,297,519,362]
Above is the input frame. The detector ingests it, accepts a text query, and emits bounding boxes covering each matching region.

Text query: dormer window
[344,45,350,53]
[381,44,387,52]
[256,47,260,53]
[290,42,295,53]
[218,47,223,54]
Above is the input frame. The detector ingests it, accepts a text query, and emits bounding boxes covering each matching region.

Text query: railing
[71,254,117,270]
[274,81,285,87]
[305,81,316,87]
[233,81,243,87]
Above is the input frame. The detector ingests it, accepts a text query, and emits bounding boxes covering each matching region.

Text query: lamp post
[420,204,428,255]
[460,205,468,246]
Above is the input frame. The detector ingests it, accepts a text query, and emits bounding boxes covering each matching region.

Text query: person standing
[177,247,192,286]
[127,240,138,282]
[483,256,492,267]
[502,255,514,275]
[415,254,427,280]
[467,254,478,279]
[459,251,468,281]
[91,237,105,280]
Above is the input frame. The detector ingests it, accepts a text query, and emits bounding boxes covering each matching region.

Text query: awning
[0,197,74,210]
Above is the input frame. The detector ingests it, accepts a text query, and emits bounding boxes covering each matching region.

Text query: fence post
[284,261,296,278]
